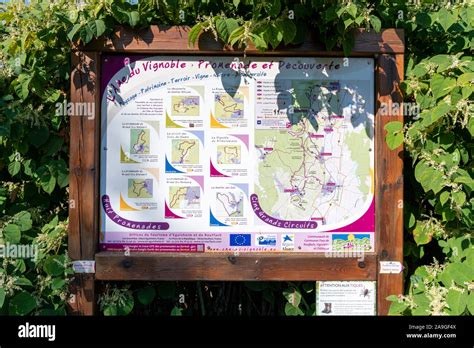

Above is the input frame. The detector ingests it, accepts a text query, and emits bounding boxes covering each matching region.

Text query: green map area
[171,96,200,116]
[216,192,244,217]
[217,145,241,164]
[215,93,244,119]
[130,129,150,154]
[254,80,373,225]
[171,139,199,164]
[128,179,153,198]
[169,186,201,209]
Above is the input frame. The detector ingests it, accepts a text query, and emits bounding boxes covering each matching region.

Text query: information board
[100,56,375,253]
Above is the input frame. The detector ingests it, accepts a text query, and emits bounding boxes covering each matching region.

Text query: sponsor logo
[230,234,251,246]
[281,234,295,251]
[255,234,277,246]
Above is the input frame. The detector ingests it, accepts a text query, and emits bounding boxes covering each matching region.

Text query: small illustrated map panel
[100,56,375,252]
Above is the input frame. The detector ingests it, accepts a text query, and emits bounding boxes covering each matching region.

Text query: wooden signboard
[69,26,404,315]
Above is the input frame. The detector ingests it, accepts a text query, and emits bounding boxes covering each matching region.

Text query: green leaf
[388,298,408,315]
[468,117,474,137]
[447,262,473,286]
[437,8,456,31]
[347,3,357,18]
[67,24,82,41]
[79,25,93,43]
[430,75,456,100]
[188,22,203,46]
[384,121,404,150]
[94,19,106,37]
[215,18,239,43]
[446,289,467,315]
[283,287,301,307]
[117,294,134,315]
[8,161,21,176]
[128,11,140,27]
[284,302,304,316]
[3,224,21,244]
[37,308,66,316]
[452,191,466,206]
[261,23,283,49]
[422,102,451,127]
[369,15,381,32]
[9,292,36,315]
[28,126,49,147]
[440,191,450,206]
[276,19,296,45]
[228,25,245,47]
[415,12,431,27]
[137,286,156,305]
[14,211,32,231]
[14,277,32,286]
[413,222,432,246]
[0,289,5,308]
[344,18,353,29]
[249,33,267,51]
[467,292,474,315]
[264,0,281,17]
[103,304,118,316]
[43,256,65,276]
[51,278,66,290]
[37,165,56,194]
[157,282,176,300]
[458,72,474,86]
[171,306,182,316]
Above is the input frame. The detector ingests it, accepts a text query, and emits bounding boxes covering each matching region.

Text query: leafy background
[0,0,472,316]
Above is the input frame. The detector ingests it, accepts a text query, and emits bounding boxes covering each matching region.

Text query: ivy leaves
[384,121,404,150]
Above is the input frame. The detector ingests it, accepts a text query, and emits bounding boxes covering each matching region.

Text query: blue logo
[256,235,277,246]
[230,234,251,246]
[283,235,293,242]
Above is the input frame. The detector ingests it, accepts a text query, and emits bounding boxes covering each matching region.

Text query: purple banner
[250,194,317,229]
[102,195,169,230]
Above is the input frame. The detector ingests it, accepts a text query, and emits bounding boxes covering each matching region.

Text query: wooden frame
[69,26,404,316]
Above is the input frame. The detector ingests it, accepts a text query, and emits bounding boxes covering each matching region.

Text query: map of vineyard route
[101,56,375,253]
[215,93,244,119]
[255,79,372,226]
[217,145,241,164]
[130,129,150,154]
[171,139,199,164]
[128,179,153,198]
[216,192,244,217]
[169,186,201,209]
[171,96,200,116]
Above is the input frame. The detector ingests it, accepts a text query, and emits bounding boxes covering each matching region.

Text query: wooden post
[375,53,405,315]
[68,50,101,315]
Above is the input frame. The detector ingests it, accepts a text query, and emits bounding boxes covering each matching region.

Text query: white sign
[379,261,404,274]
[316,281,376,315]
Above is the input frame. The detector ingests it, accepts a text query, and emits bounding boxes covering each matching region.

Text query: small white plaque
[72,260,96,273]
[379,261,403,274]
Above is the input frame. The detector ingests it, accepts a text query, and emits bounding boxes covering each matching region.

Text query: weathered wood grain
[95,252,377,281]
[68,50,101,315]
[79,26,404,55]
[375,53,404,315]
